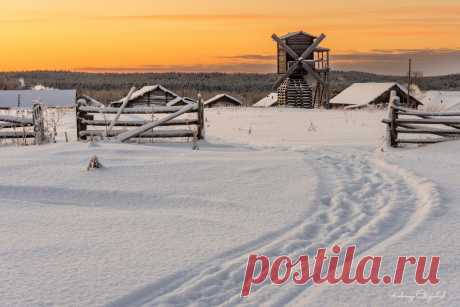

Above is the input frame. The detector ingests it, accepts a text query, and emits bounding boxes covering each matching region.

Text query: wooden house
[110,85,180,108]
[204,94,242,108]
[330,83,423,109]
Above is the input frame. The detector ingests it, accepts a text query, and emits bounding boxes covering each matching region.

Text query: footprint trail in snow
[106,149,439,307]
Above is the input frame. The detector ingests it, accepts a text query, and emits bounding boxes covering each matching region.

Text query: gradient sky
[1,0,460,75]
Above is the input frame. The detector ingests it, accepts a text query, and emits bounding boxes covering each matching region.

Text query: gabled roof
[253,93,278,107]
[279,31,317,40]
[110,85,179,105]
[166,96,195,106]
[204,94,242,106]
[330,82,422,108]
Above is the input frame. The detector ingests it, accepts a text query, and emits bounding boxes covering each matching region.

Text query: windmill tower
[272,31,331,108]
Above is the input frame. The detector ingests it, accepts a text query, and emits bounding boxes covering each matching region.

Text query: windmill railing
[76,102,205,143]
[0,104,46,145]
[382,92,460,147]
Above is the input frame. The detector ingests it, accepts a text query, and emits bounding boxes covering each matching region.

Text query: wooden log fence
[0,104,46,144]
[383,92,460,147]
[76,100,205,143]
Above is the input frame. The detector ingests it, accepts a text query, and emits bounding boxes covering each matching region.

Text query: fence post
[32,103,45,145]
[387,91,401,147]
[197,95,205,140]
[390,102,399,147]
[76,102,87,141]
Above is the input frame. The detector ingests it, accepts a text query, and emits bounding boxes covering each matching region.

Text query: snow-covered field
[1,107,458,306]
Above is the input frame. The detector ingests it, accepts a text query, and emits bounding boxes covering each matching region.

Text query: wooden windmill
[272,31,331,108]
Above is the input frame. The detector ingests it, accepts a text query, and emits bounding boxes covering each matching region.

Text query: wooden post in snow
[197,94,205,139]
[106,87,136,137]
[407,58,412,108]
[76,101,88,141]
[386,90,400,147]
[32,103,45,145]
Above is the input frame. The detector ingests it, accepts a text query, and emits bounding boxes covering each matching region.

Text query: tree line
[1,71,459,105]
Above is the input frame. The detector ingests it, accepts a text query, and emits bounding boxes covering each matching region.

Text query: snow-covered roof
[331,83,412,108]
[111,85,179,105]
[204,94,242,106]
[279,31,317,40]
[253,93,278,107]
[0,90,76,108]
[77,95,104,107]
[420,91,460,111]
[166,96,195,107]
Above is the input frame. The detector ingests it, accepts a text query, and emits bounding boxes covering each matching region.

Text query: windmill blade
[302,61,325,86]
[273,61,301,89]
[299,33,326,60]
[271,34,300,60]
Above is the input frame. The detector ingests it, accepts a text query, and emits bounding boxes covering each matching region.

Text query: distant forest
[1,71,460,105]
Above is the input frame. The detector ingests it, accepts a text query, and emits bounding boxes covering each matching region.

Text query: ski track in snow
[105,148,440,307]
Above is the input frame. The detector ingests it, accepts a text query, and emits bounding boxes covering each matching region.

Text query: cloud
[218,54,276,61]
[74,62,276,74]
[75,48,460,76]
[332,49,460,76]
[0,17,46,23]
[1,13,282,24]
[90,14,279,22]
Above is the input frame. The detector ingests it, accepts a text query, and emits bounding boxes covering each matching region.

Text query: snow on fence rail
[0,104,46,144]
[383,91,460,147]
[76,101,205,143]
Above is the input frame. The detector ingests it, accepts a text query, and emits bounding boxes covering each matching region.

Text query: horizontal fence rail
[78,105,199,114]
[0,104,45,144]
[76,101,204,143]
[383,92,460,147]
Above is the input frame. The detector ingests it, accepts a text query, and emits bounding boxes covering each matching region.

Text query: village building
[0,89,76,109]
[330,82,423,109]
[253,93,279,107]
[109,85,181,108]
[204,94,242,108]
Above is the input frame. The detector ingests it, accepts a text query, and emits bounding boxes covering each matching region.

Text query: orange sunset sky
[1,0,460,75]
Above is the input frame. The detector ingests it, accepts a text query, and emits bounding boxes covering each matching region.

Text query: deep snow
[0,107,457,306]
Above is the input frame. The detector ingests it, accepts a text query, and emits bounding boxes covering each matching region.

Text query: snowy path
[106,149,439,307]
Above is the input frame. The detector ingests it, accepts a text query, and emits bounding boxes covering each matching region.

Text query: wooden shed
[330,83,423,109]
[110,85,179,108]
[204,94,242,108]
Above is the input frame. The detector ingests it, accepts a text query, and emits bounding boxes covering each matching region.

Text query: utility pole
[407,58,412,107]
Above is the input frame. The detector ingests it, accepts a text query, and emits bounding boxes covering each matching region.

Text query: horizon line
[1,69,459,78]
